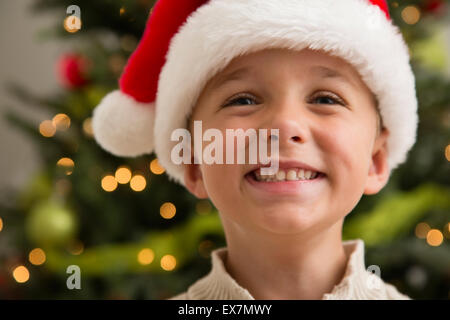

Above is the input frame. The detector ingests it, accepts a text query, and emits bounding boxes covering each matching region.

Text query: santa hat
[92,0,418,187]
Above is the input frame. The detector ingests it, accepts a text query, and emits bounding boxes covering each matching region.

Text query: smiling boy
[92,0,418,300]
[179,48,398,300]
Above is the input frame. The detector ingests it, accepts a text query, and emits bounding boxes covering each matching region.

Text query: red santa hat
[92,0,418,187]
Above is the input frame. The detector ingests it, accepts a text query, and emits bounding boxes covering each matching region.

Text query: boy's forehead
[206,48,365,93]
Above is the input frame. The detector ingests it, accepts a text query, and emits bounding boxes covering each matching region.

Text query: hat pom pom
[92,90,155,157]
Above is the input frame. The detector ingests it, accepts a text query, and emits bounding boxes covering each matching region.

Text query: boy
[92,0,417,300]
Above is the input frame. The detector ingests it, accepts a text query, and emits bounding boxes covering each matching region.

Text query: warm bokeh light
[101,175,118,192]
[13,266,30,283]
[68,240,84,255]
[445,144,450,162]
[0,217,3,232]
[160,255,176,271]
[120,7,126,15]
[57,157,75,175]
[426,229,444,246]
[150,158,165,175]
[401,6,421,25]
[29,248,46,265]
[415,222,431,239]
[130,174,146,192]
[160,202,176,219]
[196,200,212,215]
[52,113,71,131]
[137,248,155,265]
[64,15,82,33]
[39,120,56,137]
[83,117,94,137]
[115,166,132,184]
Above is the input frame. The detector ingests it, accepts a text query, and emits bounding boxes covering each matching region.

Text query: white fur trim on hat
[154,0,418,187]
[92,90,156,157]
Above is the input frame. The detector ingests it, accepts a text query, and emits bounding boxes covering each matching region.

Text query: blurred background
[0,0,449,300]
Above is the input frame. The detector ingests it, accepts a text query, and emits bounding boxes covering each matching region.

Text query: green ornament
[26,199,78,248]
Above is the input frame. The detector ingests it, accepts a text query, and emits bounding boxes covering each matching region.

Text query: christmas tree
[0,0,449,299]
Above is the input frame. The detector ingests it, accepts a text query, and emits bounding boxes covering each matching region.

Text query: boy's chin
[250,206,326,235]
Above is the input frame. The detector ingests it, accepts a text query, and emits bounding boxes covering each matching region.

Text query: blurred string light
[415,222,430,239]
[160,202,176,219]
[39,120,56,137]
[115,166,132,184]
[150,158,165,175]
[401,5,421,25]
[82,117,94,137]
[101,167,148,192]
[426,229,444,246]
[12,266,30,283]
[130,172,146,192]
[101,174,118,192]
[29,248,46,266]
[445,144,450,162]
[52,113,71,131]
[0,217,3,232]
[391,2,399,8]
[120,6,126,16]
[137,248,154,265]
[57,157,75,175]
[40,114,71,138]
[160,255,176,271]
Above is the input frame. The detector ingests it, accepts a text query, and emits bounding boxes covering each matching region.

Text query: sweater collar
[186,239,378,300]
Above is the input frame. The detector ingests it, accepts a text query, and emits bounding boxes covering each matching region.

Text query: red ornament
[57,53,90,89]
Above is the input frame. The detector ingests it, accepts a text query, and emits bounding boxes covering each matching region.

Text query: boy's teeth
[304,170,312,179]
[253,168,319,182]
[276,170,286,180]
[286,170,297,181]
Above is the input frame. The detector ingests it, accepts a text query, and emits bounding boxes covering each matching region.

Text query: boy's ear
[364,128,391,195]
[184,157,209,199]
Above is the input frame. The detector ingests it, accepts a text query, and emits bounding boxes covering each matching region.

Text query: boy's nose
[263,101,309,148]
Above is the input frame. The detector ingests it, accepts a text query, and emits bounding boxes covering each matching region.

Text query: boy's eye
[310,92,346,106]
[223,94,258,107]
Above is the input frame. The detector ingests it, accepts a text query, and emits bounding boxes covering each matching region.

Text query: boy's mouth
[245,167,325,183]
[244,159,326,183]
[244,165,326,196]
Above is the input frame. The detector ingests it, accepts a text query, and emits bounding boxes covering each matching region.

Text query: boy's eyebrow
[209,65,359,91]
[208,66,253,91]
[310,65,358,88]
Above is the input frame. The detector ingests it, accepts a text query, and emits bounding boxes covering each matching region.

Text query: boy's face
[184,48,390,235]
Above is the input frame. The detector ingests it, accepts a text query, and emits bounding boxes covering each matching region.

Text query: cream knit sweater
[169,239,411,300]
